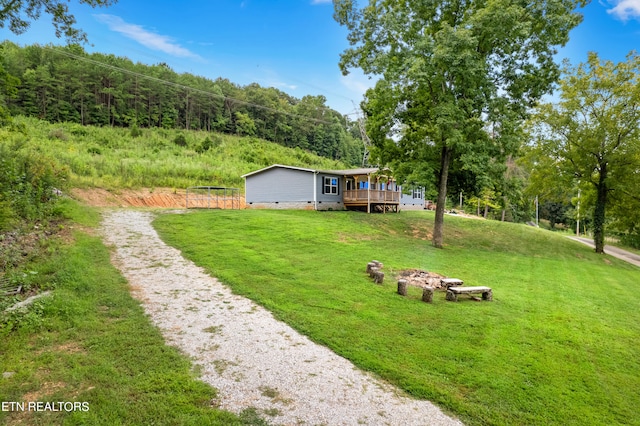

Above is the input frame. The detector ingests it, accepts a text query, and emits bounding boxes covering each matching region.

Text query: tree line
[0,41,364,166]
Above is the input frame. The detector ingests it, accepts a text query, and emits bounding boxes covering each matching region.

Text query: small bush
[130,124,143,138]
[0,141,69,225]
[173,134,187,147]
[87,146,102,155]
[69,125,87,136]
[195,136,221,153]
[48,128,68,141]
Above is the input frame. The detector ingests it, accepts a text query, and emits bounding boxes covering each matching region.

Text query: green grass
[0,202,259,425]
[154,209,640,426]
[1,116,348,191]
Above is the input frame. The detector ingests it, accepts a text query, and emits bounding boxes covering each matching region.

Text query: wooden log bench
[0,277,22,297]
[440,278,463,289]
[446,286,492,302]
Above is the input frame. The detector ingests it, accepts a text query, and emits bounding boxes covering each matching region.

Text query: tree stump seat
[446,286,492,302]
[373,270,384,284]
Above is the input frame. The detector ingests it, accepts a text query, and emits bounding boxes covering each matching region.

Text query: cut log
[369,267,379,278]
[366,262,377,274]
[373,271,384,284]
[422,287,434,303]
[397,279,408,296]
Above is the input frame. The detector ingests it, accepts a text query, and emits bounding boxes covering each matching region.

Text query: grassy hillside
[2,116,350,191]
[155,209,640,426]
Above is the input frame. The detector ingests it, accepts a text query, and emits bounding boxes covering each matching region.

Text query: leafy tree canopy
[529,52,640,253]
[334,0,586,247]
[0,0,116,44]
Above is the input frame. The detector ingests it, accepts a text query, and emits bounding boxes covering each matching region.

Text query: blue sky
[1,0,639,115]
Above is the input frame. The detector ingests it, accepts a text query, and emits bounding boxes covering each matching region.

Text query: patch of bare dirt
[71,188,246,209]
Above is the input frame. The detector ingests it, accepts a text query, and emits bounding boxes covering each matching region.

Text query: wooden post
[397,279,408,296]
[373,271,384,284]
[422,287,434,303]
[366,262,376,274]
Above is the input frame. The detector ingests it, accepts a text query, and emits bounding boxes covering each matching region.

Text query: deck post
[367,175,371,214]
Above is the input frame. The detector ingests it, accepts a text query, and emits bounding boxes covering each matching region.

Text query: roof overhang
[242,164,384,179]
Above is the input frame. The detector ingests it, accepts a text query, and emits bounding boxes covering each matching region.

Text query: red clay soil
[71,188,246,209]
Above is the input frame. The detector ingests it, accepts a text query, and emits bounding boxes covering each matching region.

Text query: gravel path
[101,209,464,426]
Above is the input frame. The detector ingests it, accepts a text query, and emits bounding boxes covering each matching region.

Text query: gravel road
[101,209,464,426]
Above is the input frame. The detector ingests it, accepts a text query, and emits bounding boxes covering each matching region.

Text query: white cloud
[606,0,640,21]
[94,14,203,60]
[311,0,332,4]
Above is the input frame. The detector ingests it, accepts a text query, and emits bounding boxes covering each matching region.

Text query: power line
[44,45,343,126]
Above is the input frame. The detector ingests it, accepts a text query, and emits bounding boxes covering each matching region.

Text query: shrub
[69,124,87,136]
[195,136,221,153]
[173,134,187,147]
[48,128,68,141]
[0,141,69,224]
[620,233,640,249]
[130,124,143,138]
[87,146,102,155]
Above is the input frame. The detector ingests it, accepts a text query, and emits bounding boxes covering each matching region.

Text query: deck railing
[343,189,400,204]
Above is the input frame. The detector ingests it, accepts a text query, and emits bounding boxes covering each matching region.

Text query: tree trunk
[593,162,608,254]
[433,145,452,249]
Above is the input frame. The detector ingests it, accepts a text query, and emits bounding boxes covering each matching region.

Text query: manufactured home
[242,164,412,212]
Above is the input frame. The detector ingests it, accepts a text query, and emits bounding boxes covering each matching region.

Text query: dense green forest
[0,41,364,165]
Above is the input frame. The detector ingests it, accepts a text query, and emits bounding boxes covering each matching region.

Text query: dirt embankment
[71,188,246,209]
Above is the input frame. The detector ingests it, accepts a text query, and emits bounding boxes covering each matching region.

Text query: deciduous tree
[0,0,116,44]
[530,53,640,253]
[334,0,586,247]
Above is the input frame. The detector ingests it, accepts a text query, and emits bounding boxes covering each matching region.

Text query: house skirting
[245,201,345,211]
[400,203,424,211]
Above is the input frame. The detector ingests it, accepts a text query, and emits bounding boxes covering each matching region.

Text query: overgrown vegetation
[0,134,69,277]
[1,116,348,190]
[155,209,640,426]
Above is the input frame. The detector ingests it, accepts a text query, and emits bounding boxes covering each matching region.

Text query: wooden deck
[343,189,400,212]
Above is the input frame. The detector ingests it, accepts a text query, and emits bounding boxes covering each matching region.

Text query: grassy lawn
[0,202,261,425]
[154,209,640,426]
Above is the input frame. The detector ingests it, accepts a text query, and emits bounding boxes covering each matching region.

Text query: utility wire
[44,46,345,126]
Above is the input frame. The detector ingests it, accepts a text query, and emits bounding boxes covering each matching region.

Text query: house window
[412,189,423,199]
[323,176,339,195]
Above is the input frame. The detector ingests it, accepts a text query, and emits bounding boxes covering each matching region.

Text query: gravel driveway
[101,209,463,426]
